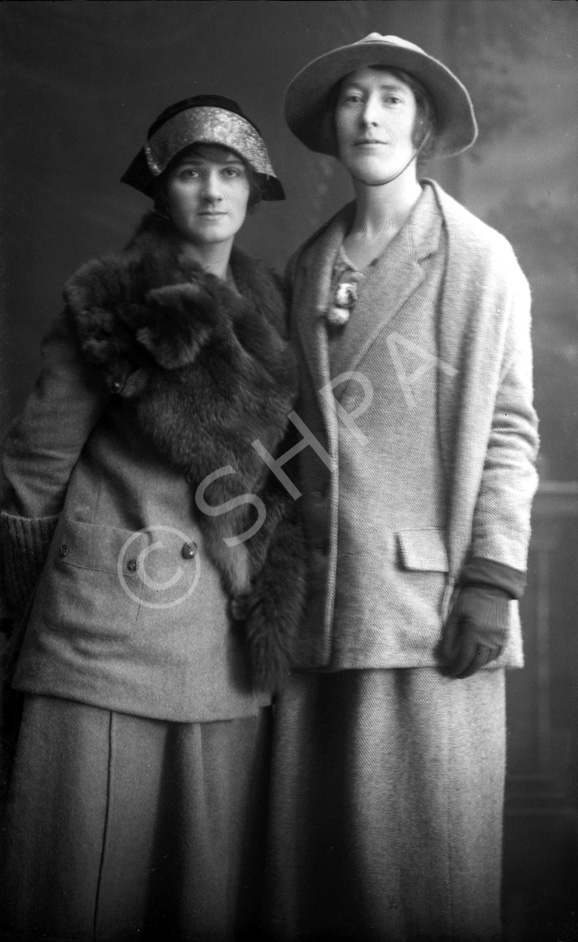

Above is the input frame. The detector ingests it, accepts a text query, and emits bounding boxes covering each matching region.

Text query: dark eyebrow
[342,81,406,94]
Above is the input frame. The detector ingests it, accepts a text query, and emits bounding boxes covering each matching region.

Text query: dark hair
[152,143,262,218]
[386,67,437,161]
[321,65,438,164]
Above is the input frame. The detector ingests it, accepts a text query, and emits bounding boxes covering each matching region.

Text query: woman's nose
[361,96,380,126]
[202,171,223,201]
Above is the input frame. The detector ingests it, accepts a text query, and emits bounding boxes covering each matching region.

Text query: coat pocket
[396,528,449,572]
[40,518,144,636]
[393,528,450,641]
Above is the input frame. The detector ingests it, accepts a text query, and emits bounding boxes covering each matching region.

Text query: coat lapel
[330,184,443,383]
[294,205,352,389]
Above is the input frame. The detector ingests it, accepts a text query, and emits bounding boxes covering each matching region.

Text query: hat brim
[121,145,285,201]
[284,39,477,158]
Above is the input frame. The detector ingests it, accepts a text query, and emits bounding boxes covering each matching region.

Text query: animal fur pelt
[63,211,305,691]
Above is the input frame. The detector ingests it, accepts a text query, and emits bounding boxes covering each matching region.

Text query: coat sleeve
[0,309,110,612]
[468,258,539,574]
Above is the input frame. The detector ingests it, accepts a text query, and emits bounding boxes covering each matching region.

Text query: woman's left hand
[441,585,510,679]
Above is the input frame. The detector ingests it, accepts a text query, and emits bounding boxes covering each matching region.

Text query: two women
[1,34,539,942]
[0,95,303,941]
[265,33,538,942]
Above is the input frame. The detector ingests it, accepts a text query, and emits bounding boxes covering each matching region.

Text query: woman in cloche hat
[265,34,538,942]
[0,95,305,940]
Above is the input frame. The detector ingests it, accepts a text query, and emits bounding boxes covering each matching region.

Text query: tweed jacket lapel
[330,184,443,383]
[292,204,355,457]
[295,203,353,395]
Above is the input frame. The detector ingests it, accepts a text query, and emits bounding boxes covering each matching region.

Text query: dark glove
[441,584,510,679]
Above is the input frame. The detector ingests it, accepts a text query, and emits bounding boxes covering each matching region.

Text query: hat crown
[148,95,257,140]
[355,33,425,55]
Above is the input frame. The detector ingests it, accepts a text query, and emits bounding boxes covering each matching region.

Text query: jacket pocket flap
[397,528,449,572]
[52,518,147,574]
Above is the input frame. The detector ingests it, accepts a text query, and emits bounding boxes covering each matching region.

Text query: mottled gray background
[2,0,577,475]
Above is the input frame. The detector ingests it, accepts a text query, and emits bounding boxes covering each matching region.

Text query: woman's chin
[341,154,413,187]
[351,168,409,187]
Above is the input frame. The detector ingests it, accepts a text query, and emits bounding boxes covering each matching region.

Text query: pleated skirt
[264,667,505,942]
[0,694,272,942]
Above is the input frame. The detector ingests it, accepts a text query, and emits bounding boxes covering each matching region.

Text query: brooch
[326,280,358,326]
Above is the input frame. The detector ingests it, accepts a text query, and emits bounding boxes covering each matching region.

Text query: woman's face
[335,67,419,185]
[165,145,251,248]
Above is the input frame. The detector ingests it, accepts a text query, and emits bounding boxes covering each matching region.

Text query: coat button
[58,544,69,558]
[181,541,198,560]
[185,472,193,485]
[126,558,138,572]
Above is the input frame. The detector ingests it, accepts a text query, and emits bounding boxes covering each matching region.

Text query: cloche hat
[121,94,285,200]
[285,33,477,158]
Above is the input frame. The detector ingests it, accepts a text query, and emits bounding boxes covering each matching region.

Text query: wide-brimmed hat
[285,33,477,158]
[121,94,285,200]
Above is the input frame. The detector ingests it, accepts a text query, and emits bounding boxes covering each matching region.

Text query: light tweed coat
[263,181,539,942]
[286,180,538,669]
[0,239,298,722]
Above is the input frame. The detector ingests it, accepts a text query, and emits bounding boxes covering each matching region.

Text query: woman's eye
[178,168,199,180]
[223,167,242,178]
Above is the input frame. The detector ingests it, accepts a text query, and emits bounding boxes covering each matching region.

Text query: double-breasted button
[126,558,138,572]
[58,544,69,559]
[181,541,198,560]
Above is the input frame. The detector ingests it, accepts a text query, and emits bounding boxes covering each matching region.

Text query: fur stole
[63,212,305,691]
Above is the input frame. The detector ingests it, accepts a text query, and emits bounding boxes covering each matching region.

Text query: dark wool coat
[0,213,305,720]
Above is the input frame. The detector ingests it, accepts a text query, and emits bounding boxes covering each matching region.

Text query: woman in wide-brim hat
[265,34,538,942]
[0,94,305,941]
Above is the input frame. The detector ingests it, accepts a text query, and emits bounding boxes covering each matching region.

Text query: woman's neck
[178,238,234,281]
[344,172,423,269]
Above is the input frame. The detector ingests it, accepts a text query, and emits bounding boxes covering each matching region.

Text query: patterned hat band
[144,107,277,179]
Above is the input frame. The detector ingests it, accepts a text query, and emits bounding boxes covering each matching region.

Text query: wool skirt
[0,694,272,942]
[264,667,505,942]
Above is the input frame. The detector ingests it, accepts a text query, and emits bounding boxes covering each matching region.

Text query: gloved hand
[441,584,511,679]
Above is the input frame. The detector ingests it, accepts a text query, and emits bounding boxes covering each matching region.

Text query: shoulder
[285,201,355,283]
[230,247,288,335]
[64,211,189,309]
[427,180,522,267]
[230,247,285,309]
[231,246,283,295]
[426,180,529,299]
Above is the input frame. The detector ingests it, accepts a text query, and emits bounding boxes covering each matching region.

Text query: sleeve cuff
[459,555,526,600]
[0,511,59,613]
